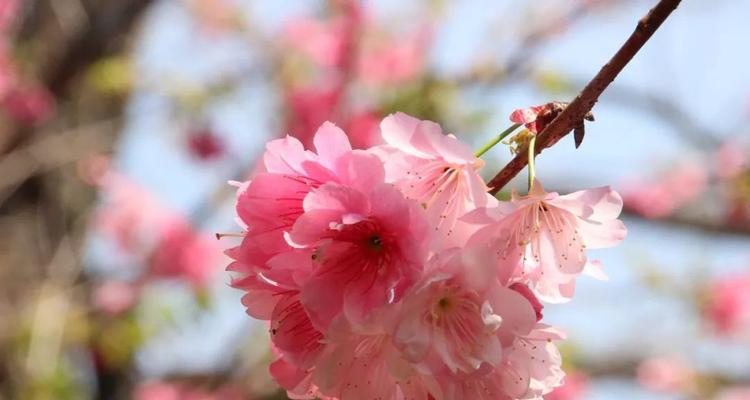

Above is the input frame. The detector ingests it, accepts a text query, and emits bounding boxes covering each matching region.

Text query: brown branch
[487,0,683,195]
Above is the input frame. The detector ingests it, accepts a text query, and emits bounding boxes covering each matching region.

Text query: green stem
[527,134,537,191]
[474,123,522,158]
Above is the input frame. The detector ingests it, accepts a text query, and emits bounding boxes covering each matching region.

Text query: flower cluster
[226,112,626,399]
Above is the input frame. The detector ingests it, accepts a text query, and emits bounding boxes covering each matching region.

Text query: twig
[487,0,683,195]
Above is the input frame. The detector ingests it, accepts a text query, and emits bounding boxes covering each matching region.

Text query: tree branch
[487,0,683,195]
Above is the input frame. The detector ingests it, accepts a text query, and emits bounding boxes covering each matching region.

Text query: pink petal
[554,186,624,221]
[313,122,352,169]
[264,135,309,174]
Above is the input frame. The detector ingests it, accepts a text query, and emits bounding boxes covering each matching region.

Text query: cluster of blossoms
[281,1,429,150]
[226,112,626,399]
[82,156,223,314]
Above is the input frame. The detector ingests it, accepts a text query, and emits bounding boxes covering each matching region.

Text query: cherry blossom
[374,112,494,240]
[224,117,626,399]
[392,247,536,376]
[465,180,626,302]
[287,173,429,329]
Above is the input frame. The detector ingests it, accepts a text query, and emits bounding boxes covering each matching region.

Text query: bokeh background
[1,1,749,399]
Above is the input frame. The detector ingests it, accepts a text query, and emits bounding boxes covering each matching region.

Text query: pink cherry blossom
[510,104,550,134]
[436,324,565,400]
[704,273,750,337]
[229,122,354,270]
[510,282,544,322]
[265,293,327,399]
[465,180,626,302]
[374,112,493,239]
[287,171,429,329]
[231,261,324,398]
[393,247,537,376]
[222,115,627,400]
[313,318,436,400]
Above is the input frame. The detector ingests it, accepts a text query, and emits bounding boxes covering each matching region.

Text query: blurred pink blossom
[621,163,708,219]
[544,371,590,400]
[636,355,696,393]
[188,128,225,160]
[715,141,747,181]
[2,84,56,125]
[134,381,243,400]
[705,273,750,337]
[0,42,15,97]
[149,219,223,287]
[0,0,17,32]
[92,172,222,287]
[283,0,361,69]
[284,17,349,68]
[184,0,240,35]
[717,387,750,400]
[285,84,341,148]
[95,174,167,253]
[93,281,138,316]
[357,27,430,86]
[134,382,181,400]
[344,110,382,149]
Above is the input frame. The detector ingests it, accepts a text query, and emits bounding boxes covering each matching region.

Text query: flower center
[366,235,384,252]
[438,297,452,311]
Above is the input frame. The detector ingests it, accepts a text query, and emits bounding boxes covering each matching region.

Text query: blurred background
[0,0,748,399]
